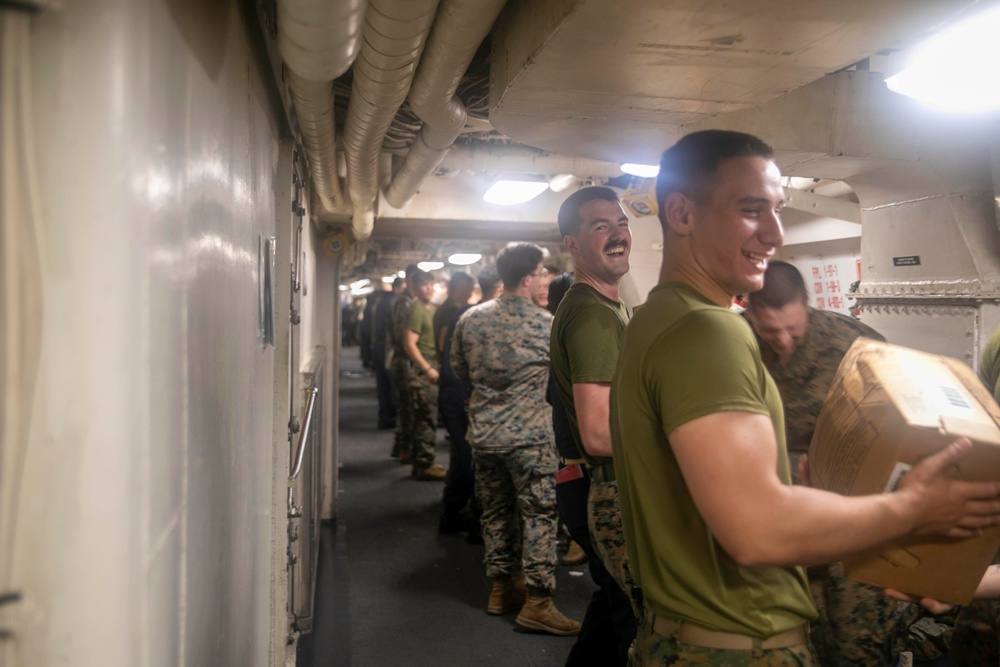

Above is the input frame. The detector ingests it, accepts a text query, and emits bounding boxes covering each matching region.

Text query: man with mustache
[550,186,638,665]
[611,129,1000,665]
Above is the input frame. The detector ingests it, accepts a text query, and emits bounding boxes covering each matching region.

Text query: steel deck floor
[297,348,594,666]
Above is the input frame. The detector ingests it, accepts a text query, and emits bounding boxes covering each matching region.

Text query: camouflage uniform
[450,295,560,593]
[588,475,640,614]
[389,291,414,458]
[629,613,819,666]
[406,298,438,470]
[754,308,947,666]
[947,599,999,666]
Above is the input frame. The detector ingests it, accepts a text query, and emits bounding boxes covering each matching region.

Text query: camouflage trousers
[629,613,818,666]
[473,444,558,592]
[808,562,951,666]
[391,357,414,458]
[947,599,1000,666]
[407,363,439,469]
[588,478,641,615]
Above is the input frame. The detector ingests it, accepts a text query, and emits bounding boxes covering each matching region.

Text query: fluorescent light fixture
[885,6,1000,110]
[483,180,549,205]
[349,278,370,290]
[417,261,444,271]
[621,163,660,178]
[548,174,576,193]
[382,276,396,284]
[397,270,406,278]
[448,253,482,266]
[339,284,348,291]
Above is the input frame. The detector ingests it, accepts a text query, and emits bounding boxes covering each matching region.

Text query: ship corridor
[296,348,593,666]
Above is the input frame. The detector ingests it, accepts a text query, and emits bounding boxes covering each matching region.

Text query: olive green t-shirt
[550,283,630,466]
[407,300,438,363]
[611,282,816,638]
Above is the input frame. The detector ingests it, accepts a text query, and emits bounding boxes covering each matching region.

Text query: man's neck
[658,255,731,308]
[504,287,531,300]
[574,268,621,302]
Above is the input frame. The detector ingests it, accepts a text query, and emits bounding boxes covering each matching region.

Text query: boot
[413,463,446,480]
[560,540,587,566]
[515,590,581,636]
[486,573,526,615]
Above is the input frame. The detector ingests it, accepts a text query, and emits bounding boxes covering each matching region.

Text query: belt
[560,457,586,466]
[648,614,808,650]
[589,462,616,483]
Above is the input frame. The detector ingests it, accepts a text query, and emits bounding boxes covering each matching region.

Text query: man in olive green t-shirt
[404,269,445,480]
[611,129,1000,665]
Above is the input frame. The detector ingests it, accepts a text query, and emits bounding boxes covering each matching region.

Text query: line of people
[365,128,1000,666]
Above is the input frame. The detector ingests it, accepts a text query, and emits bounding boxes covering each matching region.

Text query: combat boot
[515,589,581,636]
[486,573,526,615]
[560,540,587,566]
[413,463,446,480]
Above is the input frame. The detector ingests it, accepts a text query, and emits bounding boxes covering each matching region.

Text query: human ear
[663,192,694,237]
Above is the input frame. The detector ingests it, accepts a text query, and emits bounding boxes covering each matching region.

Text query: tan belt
[648,614,808,650]
[560,457,586,466]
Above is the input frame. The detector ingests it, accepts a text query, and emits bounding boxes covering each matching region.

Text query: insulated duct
[342,0,441,239]
[277,0,367,214]
[383,0,508,209]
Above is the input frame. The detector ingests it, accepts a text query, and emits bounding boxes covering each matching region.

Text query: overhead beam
[782,188,861,223]
[372,217,561,243]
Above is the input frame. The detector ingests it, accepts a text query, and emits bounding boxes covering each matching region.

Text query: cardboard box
[809,338,1000,605]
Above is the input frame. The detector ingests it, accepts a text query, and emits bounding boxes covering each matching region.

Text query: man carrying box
[611,129,1000,666]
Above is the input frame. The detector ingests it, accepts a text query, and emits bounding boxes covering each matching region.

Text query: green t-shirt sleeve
[563,302,623,384]
[407,300,422,334]
[653,310,771,436]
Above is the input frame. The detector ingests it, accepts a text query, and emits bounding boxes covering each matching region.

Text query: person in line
[746,261,952,665]
[437,265,502,542]
[611,129,1000,665]
[389,266,418,462]
[451,243,581,636]
[403,269,446,481]
[374,277,405,429]
[550,186,639,665]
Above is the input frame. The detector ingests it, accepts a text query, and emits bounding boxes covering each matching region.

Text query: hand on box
[884,588,955,615]
[899,437,1000,539]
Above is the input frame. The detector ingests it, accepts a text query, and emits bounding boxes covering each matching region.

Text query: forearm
[403,337,432,371]
[977,564,1000,599]
[573,383,614,458]
[726,484,913,567]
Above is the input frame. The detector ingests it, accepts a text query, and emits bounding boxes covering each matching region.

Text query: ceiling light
[397,270,405,278]
[349,278,371,290]
[885,7,1000,110]
[621,163,660,178]
[418,261,444,271]
[448,253,482,266]
[483,180,549,205]
[548,174,576,193]
[382,276,396,284]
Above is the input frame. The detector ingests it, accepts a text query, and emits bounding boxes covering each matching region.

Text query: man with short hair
[403,269,446,481]
[611,129,1000,665]
[451,243,581,636]
[550,186,638,665]
[437,267,501,539]
[746,261,947,665]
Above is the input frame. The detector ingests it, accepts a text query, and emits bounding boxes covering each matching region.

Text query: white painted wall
[5,2,290,665]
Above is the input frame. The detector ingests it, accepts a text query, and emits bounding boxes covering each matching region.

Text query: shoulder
[811,309,884,342]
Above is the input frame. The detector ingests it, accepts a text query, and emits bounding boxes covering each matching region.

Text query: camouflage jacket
[755,308,884,455]
[450,295,554,451]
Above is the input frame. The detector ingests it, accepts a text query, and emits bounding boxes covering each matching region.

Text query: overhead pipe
[342,0,442,239]
[277,0,367,213]
[436,144,624,179]
[383,0,508,209]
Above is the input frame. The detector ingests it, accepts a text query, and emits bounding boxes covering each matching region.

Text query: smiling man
[550,186,638,665]
[611,130,1000,666]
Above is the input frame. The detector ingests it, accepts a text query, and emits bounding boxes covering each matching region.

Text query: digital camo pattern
[450,295,555,452]
[628,614,817,667]
[474,444,559,592]
[946,599,1000,666]
[589,478,641,616]
[808,562,949,666]
[407,364,439,469]
[754,308,884,463]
